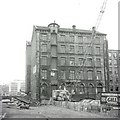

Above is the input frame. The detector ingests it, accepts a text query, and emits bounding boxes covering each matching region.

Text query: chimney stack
[72,25,76,29]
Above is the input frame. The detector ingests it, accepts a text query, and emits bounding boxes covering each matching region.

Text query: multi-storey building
[25,41,31,94]
[108,50,120,92]
[30,22,109,100]
[9,82,18,95]
[9,80,25,95]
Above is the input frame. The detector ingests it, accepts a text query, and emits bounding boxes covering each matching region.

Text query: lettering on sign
[106,97,118,104]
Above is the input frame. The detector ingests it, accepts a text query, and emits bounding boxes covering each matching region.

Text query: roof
[34,25,107,36]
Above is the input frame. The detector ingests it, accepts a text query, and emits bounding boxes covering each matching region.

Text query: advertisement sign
[101,92,120,107]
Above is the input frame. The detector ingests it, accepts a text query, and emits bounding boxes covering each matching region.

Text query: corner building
[30,22,109,100]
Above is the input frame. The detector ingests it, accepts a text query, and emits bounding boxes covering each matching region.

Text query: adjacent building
[28,22,109,100]
[1,84,9,96]
[20,81,25,92]
[108,50,120,92]
[9,82,18,95]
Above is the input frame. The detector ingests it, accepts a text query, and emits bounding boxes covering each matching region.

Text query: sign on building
[101,92,120,107]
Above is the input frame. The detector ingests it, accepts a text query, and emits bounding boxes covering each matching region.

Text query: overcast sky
[0,0,118,85]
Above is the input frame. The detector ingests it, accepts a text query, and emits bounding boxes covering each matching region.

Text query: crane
[94,0,108,31]
[76,0,108,96]
[81,0,108,67]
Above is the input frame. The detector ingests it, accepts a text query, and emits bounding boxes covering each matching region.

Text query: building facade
[30,22,109,100]
[25,41,31,94]
[108,50,120,92]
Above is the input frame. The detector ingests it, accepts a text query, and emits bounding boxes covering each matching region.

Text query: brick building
[108,50,120,92]
[29,22,109,100]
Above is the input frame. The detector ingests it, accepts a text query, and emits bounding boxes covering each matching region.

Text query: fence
[40,99,119,117]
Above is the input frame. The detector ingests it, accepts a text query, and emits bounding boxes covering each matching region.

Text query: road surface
[2,103,112,118]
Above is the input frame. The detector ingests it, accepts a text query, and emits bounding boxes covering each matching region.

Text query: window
[87,37,91,43]
[96,58,101,66]
[83,37,87,43]
[87,70,93,80]
[97,83,103,93]
[78,46,83,54]
[69,45,74,53]
[87,46,92,54]
[78,70,84,80]
[41,34,47,40]
[80,84,85,93]
[78,58,84,66]
[36,32,39,40]
[61,70,66,80]
[61,45,66,53]
[97,71,102,80]
[88,84,94,94]
[70,36,74,43]
[70,57,75,66]
[115,86,119,91]
[41,44,47,52]
[41,56,47,65]
[60,35,65,42]
[114,59,117,65]
[109,53,112,57]
[61,57,66,65]
[36,56,39,63]
[116,78,119,83]
[86,58,92,66]
[69,70,75,79]
[109,59,112,65]
[114,69,118,74]
[109,68,112,74]
[95,37,100,44]
[113,53,117,58]
[41,70,47,79]
[95,47,100,55]
[78,36,83,43]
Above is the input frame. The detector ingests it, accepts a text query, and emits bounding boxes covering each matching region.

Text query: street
[2,103,112,118]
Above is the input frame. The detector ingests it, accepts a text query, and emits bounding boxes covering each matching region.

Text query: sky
[0,0,118,85]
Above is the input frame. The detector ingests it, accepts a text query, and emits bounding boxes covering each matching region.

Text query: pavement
[2,103,114,118]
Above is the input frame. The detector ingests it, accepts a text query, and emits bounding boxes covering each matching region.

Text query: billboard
[100,92,120,107]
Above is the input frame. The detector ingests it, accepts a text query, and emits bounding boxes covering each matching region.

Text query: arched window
[97,83,103,93]
[41,83,48,97]
[80,83,85,94]
[88,83,94,94]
